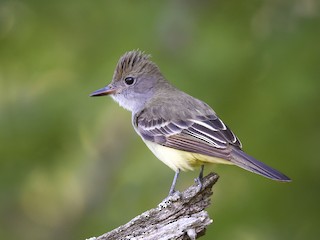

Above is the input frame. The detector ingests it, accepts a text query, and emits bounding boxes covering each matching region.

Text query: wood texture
[87,173,219,240]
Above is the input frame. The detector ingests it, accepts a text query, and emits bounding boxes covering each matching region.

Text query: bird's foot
[168,188,177,196]
[168,169,180,197]
[194,176,203,191]
[194,165,204,192]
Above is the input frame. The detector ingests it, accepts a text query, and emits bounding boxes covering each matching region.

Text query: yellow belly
[143,140,233,172]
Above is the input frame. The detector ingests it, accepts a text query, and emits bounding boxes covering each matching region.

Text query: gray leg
[199,165,204,180]
[195,165,204,190]
[169,169,180,196]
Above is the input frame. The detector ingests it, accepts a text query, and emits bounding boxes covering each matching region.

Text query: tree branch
[87,172,219,240]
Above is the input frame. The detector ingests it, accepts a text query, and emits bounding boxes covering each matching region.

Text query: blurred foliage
[0,0,319,239]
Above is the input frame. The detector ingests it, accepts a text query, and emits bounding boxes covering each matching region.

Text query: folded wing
[136,110,290,181]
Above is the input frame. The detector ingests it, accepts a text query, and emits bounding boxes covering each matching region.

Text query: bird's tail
[230,149,291,182]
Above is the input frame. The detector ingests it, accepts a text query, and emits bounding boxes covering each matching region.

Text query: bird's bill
[90,85,116,97]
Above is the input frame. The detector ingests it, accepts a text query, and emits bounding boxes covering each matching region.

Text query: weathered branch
[87,172,219,240]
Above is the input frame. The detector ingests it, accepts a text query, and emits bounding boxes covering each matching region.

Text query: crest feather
[114,50,160,79]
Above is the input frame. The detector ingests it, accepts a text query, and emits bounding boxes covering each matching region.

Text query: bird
[90,50,291,195]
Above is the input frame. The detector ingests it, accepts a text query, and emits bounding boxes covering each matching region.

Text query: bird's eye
[124,77,135,85]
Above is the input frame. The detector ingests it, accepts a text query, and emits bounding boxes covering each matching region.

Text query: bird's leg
[168,169,180,196]
[195,165,204,190]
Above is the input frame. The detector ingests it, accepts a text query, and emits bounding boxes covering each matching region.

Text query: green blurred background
[1,0,319,239]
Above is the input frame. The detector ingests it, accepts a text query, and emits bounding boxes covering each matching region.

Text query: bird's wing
[135,105,291,182]
[136,108,241,159]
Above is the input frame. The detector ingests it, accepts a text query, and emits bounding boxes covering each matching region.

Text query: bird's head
[90,50,165,112]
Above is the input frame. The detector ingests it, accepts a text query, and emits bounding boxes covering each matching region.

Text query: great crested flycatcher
[90,50,291,194]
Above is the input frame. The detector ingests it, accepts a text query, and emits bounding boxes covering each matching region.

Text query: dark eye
[124,77,135,85]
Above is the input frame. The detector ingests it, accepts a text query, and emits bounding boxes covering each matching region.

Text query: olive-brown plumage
[91,50,291,194]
